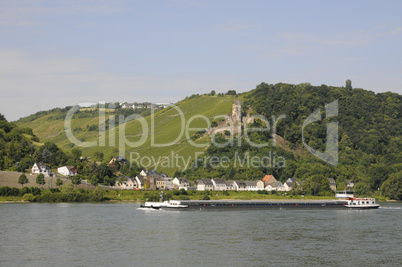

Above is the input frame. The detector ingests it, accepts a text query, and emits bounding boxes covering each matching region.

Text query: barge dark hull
[167,200,350,210]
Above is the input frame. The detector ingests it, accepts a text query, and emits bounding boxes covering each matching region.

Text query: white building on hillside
[57,166,77,177]
[31,162,52,177]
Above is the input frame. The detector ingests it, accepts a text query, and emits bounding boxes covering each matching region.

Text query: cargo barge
[141,199,350,210]
[140,191,379,210]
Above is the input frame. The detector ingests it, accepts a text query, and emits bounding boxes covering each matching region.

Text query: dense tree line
[1,114,139,187]
[184,82,402,199]
[0,185,105,202]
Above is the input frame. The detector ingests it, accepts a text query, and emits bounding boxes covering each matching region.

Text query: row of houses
[31,161,342,192]
[31,162,77,177]
[196,176,298,192]
[113,171,304,192]
[119,102,171,110]
[114,170,191,190]
[114,172,343,192]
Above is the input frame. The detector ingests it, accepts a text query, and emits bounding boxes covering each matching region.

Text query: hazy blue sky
[1,0,401,121]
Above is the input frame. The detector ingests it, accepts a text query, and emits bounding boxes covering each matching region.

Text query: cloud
[281,25,402,49]
[0,0,129,27]
[216,19,257,32]
[0,49,251,121]
[235,25,402,59]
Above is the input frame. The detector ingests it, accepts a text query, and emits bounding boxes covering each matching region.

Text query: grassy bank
[2,186,390,203]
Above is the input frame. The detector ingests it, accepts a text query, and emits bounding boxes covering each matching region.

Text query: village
[30,160,345,193]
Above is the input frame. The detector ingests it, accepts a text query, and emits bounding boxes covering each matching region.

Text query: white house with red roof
[57,166,78,177]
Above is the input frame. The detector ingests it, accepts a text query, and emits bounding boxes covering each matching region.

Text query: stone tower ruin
[232,100,242,126]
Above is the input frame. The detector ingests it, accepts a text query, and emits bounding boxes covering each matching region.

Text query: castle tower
[232,100,241,125]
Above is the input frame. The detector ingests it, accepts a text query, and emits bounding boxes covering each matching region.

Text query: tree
[94,151,104,161]
[104,175,115,186]
[210,90,216,96]
[19,157,33,173]
[42,148,51,164]
[354,182,372,197]
[71,175,82,187]
[36,173,45,188]
[99,163,112,181]
[227,90,237,95]
[18,174,29,188]
[92,186,104,201]
[72,148,82,160]
[56,178,63,187]
[89,175,100,186]
[61,182,74,194]
[380,172,402,200]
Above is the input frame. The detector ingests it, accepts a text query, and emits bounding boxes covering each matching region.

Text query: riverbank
[1,188,390,203]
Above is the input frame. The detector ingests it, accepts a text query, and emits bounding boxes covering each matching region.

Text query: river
[1,202,401,266]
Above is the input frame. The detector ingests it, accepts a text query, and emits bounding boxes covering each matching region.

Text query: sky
[1,0,402,121]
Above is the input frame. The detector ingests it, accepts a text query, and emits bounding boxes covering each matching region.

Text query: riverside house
[197,179,214,191]
[115,176,137,190]
[234,181,247,191]
[57,166,77,177]
[265,181,285,191]
[328,178,337,191]
[31,162,52,177]
[211,178,227,191]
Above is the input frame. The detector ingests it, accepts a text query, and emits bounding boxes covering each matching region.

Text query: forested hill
[0,114,40,171]
[183,82,402,199]
[6,82,402,199]
[244,82,401,158]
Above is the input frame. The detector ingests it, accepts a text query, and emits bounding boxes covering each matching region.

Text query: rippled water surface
[1,202,401,266]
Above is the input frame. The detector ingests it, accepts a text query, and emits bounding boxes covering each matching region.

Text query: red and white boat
[336,191,380,209]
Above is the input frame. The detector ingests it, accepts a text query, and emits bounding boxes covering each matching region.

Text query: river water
[1,202,401,267]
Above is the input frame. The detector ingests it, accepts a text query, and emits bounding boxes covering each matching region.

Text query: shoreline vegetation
[0,185,392,203]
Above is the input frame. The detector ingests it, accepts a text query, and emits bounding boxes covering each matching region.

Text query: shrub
[19,187,31,196]
[92,186,104,201]
[179,188,188,195]
[202,195,210,200]
[30,187,41,196]
[179,195,190,200]
[23,193,35,202]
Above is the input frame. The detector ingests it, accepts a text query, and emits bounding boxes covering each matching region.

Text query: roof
[145,169,159,176]
[111,156,128,163]
[115,176,133,182]
[66,166,77,173]
[198,178,213,185]
[235,181,247,187]
[34,162,50,169]
[136,176,145,183]
[212,178,226,184]
[285,181,294,188]
[270,181,282,188]
[245,181,257,187]
[263,175,277,185]
[328,178,336,184]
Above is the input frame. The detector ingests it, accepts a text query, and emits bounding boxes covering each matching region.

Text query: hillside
[17,94,237,175]
[14,84,402,199]
[182,82,402,199]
